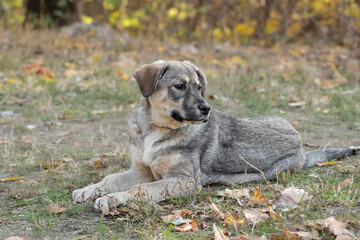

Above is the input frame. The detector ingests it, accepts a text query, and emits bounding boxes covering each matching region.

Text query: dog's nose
[198,103,211,115]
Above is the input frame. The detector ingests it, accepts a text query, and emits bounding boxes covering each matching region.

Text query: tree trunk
[24,0,79,27]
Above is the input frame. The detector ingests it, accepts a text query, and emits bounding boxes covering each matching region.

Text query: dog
[73,60,359,211]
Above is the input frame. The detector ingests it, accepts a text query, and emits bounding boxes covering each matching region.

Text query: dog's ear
[133,63,169,97]
[183,61,207,96]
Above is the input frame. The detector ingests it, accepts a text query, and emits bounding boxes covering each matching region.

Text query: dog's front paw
[73,185,103,203]
[94,192,130,212]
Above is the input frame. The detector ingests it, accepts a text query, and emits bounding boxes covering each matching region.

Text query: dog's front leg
[73,167,154,203]
[94,176,196,211]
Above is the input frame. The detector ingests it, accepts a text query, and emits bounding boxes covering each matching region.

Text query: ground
[0,28,359,239]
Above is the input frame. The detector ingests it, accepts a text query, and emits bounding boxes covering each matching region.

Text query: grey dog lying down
[73,60,359,211]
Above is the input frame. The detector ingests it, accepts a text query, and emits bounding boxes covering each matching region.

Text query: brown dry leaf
[223,212,245,228]
[320,78,347,89]
[263,207,282,220]
[160,209,192,223]
[26,180,39,185]
[57,131,71,137]
[0,176,25,182]
[272,196,299,211]
[213,224,230,240]
[217,188,250,199]
[335,234,356,240]
[210,203,225,219]
[249,188,270,206]
[54,114,72,120]
[42,160,63,170]
[21,64,40,72]
[5,237,27,240]
[174,220,199,232]
[281,187,310,203]
[339,178,353,189]
[344,165,355,170]
[316,161,343,167]
[304,142,321,148]
[243,208,269,223]
[307,217,353,237]
[47,204,66,214]
[323,217,350,236]
[283,230,318,239]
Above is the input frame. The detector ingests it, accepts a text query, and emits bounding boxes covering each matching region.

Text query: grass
[0,29,359,239]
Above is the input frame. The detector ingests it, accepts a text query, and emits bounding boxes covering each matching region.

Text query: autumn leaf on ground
[249,189,270,206]
[217,188,250,199]
[243,208,269,223]
[54,114,72,120]
[223,212,244,229]
[5,237,27,240]
[57,131,71,137]
[213,224,230,240]
[41,160,63,170]
[316,161,343,167]
[210,203,225,219]
[47,204,66,214]
[0,176,25,182]
[160,209,192,224]
[282,230,317,239]
[262,207,282,220]
[21,64,54,78]
[339,178,353,190]
[307,217,355,238]
[272,196,299,211]
[281,187,310,203]
[174,219,199,232]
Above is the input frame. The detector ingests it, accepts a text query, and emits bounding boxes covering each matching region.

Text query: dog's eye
[174,84,185,90]
[197,85,202,91]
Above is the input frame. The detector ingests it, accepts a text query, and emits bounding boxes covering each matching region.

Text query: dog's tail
[303,146,359,168]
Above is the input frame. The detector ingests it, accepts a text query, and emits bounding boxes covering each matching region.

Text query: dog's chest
[142,129,169,165]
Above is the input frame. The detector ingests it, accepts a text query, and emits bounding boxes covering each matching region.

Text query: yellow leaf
[167,8,178,19]
[234,22,256,36]
[81,15,93,25]
[316,161,343,166]
[265,19,280,34]
[0,176,25,182]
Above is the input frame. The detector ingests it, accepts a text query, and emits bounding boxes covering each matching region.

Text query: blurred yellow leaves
[81,15,93,25]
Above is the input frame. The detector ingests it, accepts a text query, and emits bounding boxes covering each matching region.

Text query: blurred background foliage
[0,0,359,47]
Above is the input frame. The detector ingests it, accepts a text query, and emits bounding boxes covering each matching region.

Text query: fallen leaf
[210,203,225,218]
[316,161,343,166]
[5,237,27,240]
[339,178,353,189]
[160,209,192,223]
[335,234,356,240]
[272,196,299,211]
[57,131,71,137]
[243,208,269,223]
[323,217,350,236]
[26,180,39,185]
[344,165,355,170]
[307,217,353,237]
[54,114,72,120]
[174,219,199,232]
[0,176,25,182]
[281,187,310,203]
[213,224,230,240]
[263,207,282,220]
[47,204,66,214]
[249,189,270,206]
[223,212,245,228]
[42,160,63,170]
[217,188,250,199]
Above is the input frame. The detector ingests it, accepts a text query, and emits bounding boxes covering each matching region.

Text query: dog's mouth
[171,110,209,123]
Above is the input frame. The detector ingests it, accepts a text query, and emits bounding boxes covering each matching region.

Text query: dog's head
[133,60,210,128]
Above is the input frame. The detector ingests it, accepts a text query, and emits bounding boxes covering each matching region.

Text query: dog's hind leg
[207,153,304,185]
[304,146,360,168]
